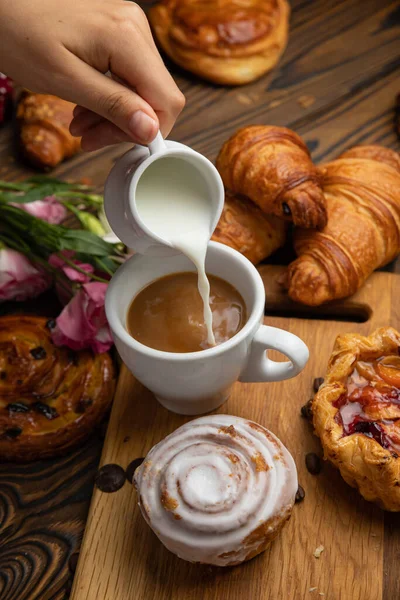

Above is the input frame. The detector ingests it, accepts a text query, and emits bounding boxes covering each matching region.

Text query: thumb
[64,58,159,145]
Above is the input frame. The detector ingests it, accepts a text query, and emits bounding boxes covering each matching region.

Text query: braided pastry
[134,414,297,565]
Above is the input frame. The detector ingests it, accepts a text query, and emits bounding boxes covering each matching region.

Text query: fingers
[80,120,132,151]
[106,3,185,137]
[63,51,159,145]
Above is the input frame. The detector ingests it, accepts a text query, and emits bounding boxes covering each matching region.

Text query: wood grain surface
[71,267,400,600]
[0,0,399,598]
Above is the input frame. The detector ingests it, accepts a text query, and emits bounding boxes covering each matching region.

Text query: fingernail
[128,111,158,144]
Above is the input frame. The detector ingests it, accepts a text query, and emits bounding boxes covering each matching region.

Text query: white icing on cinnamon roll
[133,414,298,566]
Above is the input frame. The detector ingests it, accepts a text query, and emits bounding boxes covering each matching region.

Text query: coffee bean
[32,401,59,420]
[46,319,56,330]
[305,453,322,475]
[301,399,313,420]
[126,457,145,484]
[95,464,126,493]
[313,377,324,392]
[282,202,291,216]
[5,427,23,438]
[7,402,29,413]
[68,551,80,574]
[30,346,47,360]
[295,485,305,503]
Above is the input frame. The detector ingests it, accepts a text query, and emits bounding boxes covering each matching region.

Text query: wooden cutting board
[71,266,400,600]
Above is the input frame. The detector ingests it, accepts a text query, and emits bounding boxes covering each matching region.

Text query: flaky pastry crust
[285,145,400,305]
[212,189,286,264]
[149,0,290,85]
[0,316,115,462]
[313,327,400,511]
[216,125,327,228]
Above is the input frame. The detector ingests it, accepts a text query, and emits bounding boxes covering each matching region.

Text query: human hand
[0,0,185,151]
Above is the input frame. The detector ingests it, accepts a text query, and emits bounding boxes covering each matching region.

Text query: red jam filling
[334,356,400,454]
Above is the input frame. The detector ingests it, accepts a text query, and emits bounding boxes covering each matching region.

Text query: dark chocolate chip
[126,457,145,484]
[7,402,29,413]
[30,346,47,360]
[313,377,324,392]
[5,427,23,439]
[295,485,305,503]
[75,398,93,414]
[0,371,6,380]
[305,452,322,475]
[95,464,126,493]
[68,552,80,574]
[32,401,59,420]
[282,202,291,216]
[46,319,56,330]
[300,399,313,420]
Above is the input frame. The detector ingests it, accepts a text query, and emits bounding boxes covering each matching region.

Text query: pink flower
[0,248,50,302]
[49,250,94,283]
[51,282,113,353]
[12,196,67,224]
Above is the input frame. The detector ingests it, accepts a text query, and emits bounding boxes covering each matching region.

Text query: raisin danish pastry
[216,125,327,228]
[134,414,297,565]
[0,316,115,462]
[313,327,400,511]
[149,0,290,85]
[285,145,400,306]
[212,189,286,264]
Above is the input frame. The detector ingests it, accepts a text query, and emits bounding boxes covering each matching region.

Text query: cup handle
[148,131,167,155]
[239,325,309,383]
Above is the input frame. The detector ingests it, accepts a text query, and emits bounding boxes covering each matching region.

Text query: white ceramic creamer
[104,132,224,345]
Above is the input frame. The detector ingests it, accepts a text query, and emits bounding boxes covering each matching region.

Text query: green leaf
[60,229,115,256]
[0,180,32,191]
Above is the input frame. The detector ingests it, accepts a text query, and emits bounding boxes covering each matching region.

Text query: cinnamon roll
[134,414,297,565]
[149,0,290,85]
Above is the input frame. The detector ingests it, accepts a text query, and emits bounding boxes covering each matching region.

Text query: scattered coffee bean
[301,399,313,420]
[32,401,59,420]
[313,377,324,392]
[95,464,126,493]
[305,453,322,475]
[75,398,93,414]
[282,202,291,216]
[46,319,56,330]
[7,402,29,413]
[295,485,305,503]
[126,457,145,484]
[68,551,80,574]
[5,427,23,438]
[30,346,47,360]
[0,371,7,380]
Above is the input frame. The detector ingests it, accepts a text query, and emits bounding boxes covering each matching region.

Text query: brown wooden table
[0,1,399,598]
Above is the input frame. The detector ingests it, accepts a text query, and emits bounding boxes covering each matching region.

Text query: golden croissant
[212,189,286,264]
[216,125,327,229]
[149,0,290,86]
[285,145,400,306]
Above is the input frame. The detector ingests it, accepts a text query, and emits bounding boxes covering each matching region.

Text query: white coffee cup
[104,132,224,256]
[106,242,309,415]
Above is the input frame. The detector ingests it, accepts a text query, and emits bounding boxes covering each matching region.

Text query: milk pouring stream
[135,156,216,346]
